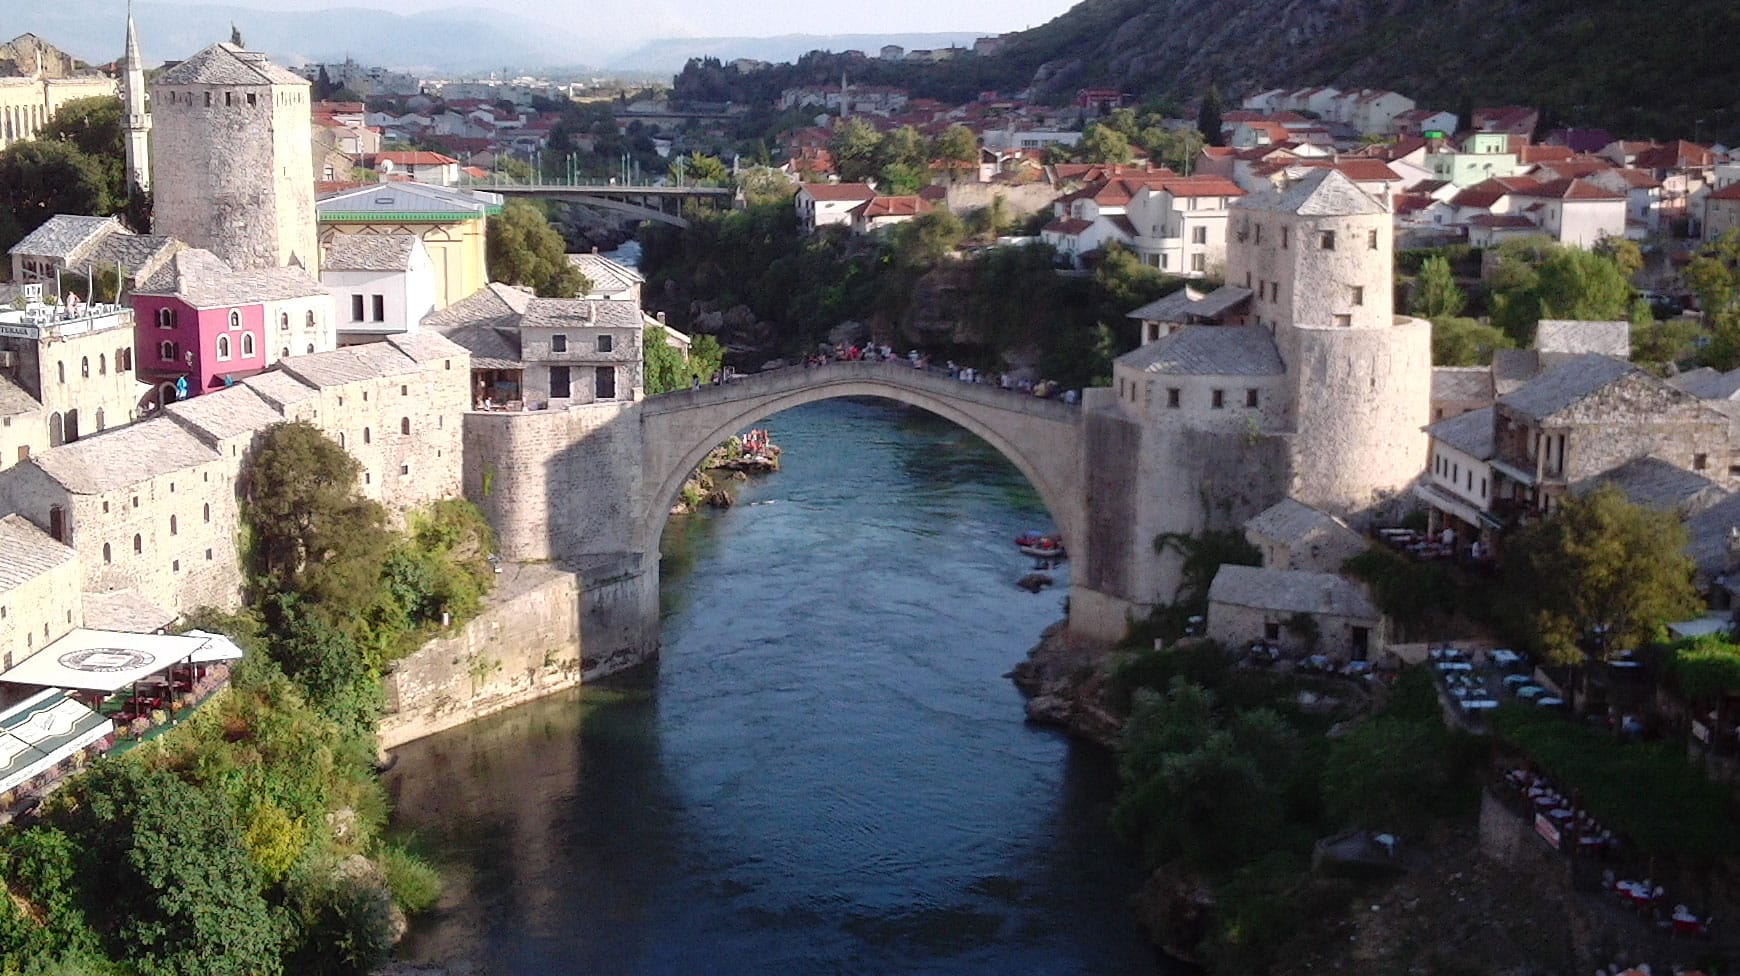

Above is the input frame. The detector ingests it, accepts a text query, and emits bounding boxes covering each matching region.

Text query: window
[1167,387,1180,408]
[400,464,410,476]
[1318,230,1336,250]
[169,515,178,536]
[1263,621,1281,641]
[279,312,290,331]
[48,506,66,543]
[203,503,210,523]
[159,340,175,361]
[1211,389,1225,409]
[1334,314,1352,328]
[552,334,567,353]
[80,356,89,378]
[216,334,232,361]
[400,417,410,435]
[206,548,214,560]
[57,361,65,384]
[281,347,290,359]
[597,334,614,353]
[1281,227,1290,249]
[338,432,346,448]
[307,344,314,354]
[1253,224,1262,245]
[1245,388,1259,408]
[1351,286,1364,306]
[1244,271,1252,288]
[1695,453,1709,471]
[95,408,104,431]
[98,354,106,375]
[247,92,257,107]
[363,427,372,445]
[372,295,385,322]
[242,333,256,357]
[225,91,233,106]
[133,533,142,554]
[1480,478,1487,499]
[351,294,365,321]
[306,310,316,329]
[1191,253,1205,273]
[595,366,616,400]
[550,366,571,398]
[228,309,241,329]
[157,307,174,328]
[204,91,212,107]
[103,543,111,564]
[1368,228,1379,249]
[120,348,131,371]
[1192,225,1207,244]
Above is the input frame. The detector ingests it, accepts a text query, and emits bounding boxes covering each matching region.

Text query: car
[1502,673,1533,688]
[1516,684,1547,700]
[1641,291,1683,317]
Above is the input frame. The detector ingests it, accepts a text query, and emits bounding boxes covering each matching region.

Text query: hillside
[989,0,1740,140]
[608,33,988,74]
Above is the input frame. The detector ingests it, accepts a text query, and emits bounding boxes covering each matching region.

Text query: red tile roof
[1708,183,1740,201]
[1511,177,1624,201]
[861,195,934,218]
[801,182,877,202]
[364,151,459,167]
[1468,214,1538,228]
[1043,218,1093,235]
[1633,140,1715,171]
[1518,145,1575,164]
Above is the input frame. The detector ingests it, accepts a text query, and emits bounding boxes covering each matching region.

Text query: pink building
[130,249,334,403]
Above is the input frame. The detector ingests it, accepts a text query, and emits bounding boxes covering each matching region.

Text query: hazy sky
[145,0,1079,39]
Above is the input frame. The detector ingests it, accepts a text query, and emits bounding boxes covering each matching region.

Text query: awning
[0,629,217,693]
[0,689,112,794]
[1490,458,1538,486]
[180,630,246,663]
[1668,614,1735,640]
[1413,482,1505,530]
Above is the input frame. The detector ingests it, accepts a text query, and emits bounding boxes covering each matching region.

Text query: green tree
[486,199,588,297]
[876,125,928,172]
[670,151,728,185]
[829,117,882,183]
[1488,238,1632,344]
[643,329,688,394]
[244,421,367,583]
[876,161,927,195]
[1197,86,1224,147]
[931,124,978,182]
[1506,484,1700,667]
[1683,230,1740,322]
[37,96,130,206]
[1077,122,1132,164]
[1411,255,1466,319]
[1594,235,1644,278]
[1631,316,1701,368]
[1430,316,1514,366]
[737,165,795,206]
[0,139,114,251]
[55,762,283,976]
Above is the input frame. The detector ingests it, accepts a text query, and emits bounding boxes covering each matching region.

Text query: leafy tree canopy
[486,199,588,297]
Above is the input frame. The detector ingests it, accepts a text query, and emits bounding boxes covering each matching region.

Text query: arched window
[216,334,231,361]
[279,312,289,331]
[306,310,316,328]
[242,333,256,357]
[169,515,178,536]
[280,347,290,359]
[157,307,173,328]
[48,412,63,446]
[203,503,210,523]
[338,432,346,448]
[98,353,106,375]
[306,343,314,354]
[103,542,111,564]
[228,309,241,330]
[56,361,65,383]
[363,427,372,445]
[400,417,411,435]
[80,357,89,378]
[159,340,174,361]
[132,533,142,554]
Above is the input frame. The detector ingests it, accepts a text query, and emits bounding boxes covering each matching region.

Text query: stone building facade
[0,299,147,472]
[150,43,319,275]
[0,513,80,672]
[1089,170,1433,629]
[0,34,115,151]
[0,334,469,621]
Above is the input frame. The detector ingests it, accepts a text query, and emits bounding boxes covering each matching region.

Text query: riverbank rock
[1132,865,1215,965]
[1009,621,1121,748]
[828,320,870,347]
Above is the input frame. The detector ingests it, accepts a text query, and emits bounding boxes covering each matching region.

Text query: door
[595,366,616,400]
[1351,626,1370,662]
[549,366,571,399]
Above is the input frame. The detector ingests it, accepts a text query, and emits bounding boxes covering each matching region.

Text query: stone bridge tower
[149,42,319,275]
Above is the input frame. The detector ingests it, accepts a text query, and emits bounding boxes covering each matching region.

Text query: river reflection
[386,399,1167,975]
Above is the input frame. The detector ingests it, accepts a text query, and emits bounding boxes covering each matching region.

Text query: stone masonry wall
[378,563,582,749]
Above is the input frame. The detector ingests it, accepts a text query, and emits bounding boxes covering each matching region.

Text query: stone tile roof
[1671,367,1740,400]
[1116,325,1284,376]
[385,332,467,363]
[134,249,326,308]
[1535,319,1630,358]
[156,43,307,87]
[520,298,643,331]
[1425,405,1496,460]
[422,284,529,369]
[567,253,643,298]
[1432,366,1494,403]
[1490,348,1542,394]
[164,386,284,442]
[29,418,220,494]
[1126,285,1252,322]
[1685,492,1740,578]
[0,373,38,417]
[240,370,319,407]
[1244,497,1352,545]
[0,513,74,594]
[322,233,417,272]
[1572,456,1727,514]
[7,215,114,260]
[1497,354,1637,420]
[279,343,422,388]
[1208,565,1380,620]
[79,587,177,633]
[1238,168,1386,217]
[84,232,181,279]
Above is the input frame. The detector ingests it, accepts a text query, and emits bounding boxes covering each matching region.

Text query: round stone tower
[1227,169,1431,518]
[148,42,318,275]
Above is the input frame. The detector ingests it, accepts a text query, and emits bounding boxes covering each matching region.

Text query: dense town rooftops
[279,334,464,388]
[1425,405,1496,460]
[1496,354,1638,420]
[29,418,221,494]
[156,43,308,88]
[520,298,643,331]
[1208,565,1380,619]
[1510,177,1624,201]
[1671,367,1740,400]
[133,249,326,308]
[322,234,419,273]
[0,513,74,594]
[1239,169,1386,217]
[861,195,933,218]
[1117,324,1284,376]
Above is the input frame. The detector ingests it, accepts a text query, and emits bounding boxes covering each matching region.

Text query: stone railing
[640,359,1082,422]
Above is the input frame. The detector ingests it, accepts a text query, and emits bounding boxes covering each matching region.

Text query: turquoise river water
[385,398,1171,975]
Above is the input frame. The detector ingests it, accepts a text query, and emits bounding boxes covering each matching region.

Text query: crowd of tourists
[800,343,1079,404]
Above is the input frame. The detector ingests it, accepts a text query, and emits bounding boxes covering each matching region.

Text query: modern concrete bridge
[461,178,733,227]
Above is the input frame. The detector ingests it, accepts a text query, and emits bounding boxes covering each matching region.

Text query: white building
[1124,176,1247,276]
[321,234,437,345]
[795,183,877,233]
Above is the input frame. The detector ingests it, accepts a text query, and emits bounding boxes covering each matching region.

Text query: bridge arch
[636,364,1086,562]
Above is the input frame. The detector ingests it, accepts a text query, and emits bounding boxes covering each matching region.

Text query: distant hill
[10,0,606,74]
[978,0,1740,141]
[606,33,987,75]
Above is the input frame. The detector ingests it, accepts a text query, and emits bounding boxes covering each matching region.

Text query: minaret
[122,2,151,192]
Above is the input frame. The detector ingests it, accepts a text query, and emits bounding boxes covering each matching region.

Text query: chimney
[591,245,599,254]
[656,311,666,324]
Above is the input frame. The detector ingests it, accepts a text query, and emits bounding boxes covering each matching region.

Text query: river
[385,398,1169,975]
